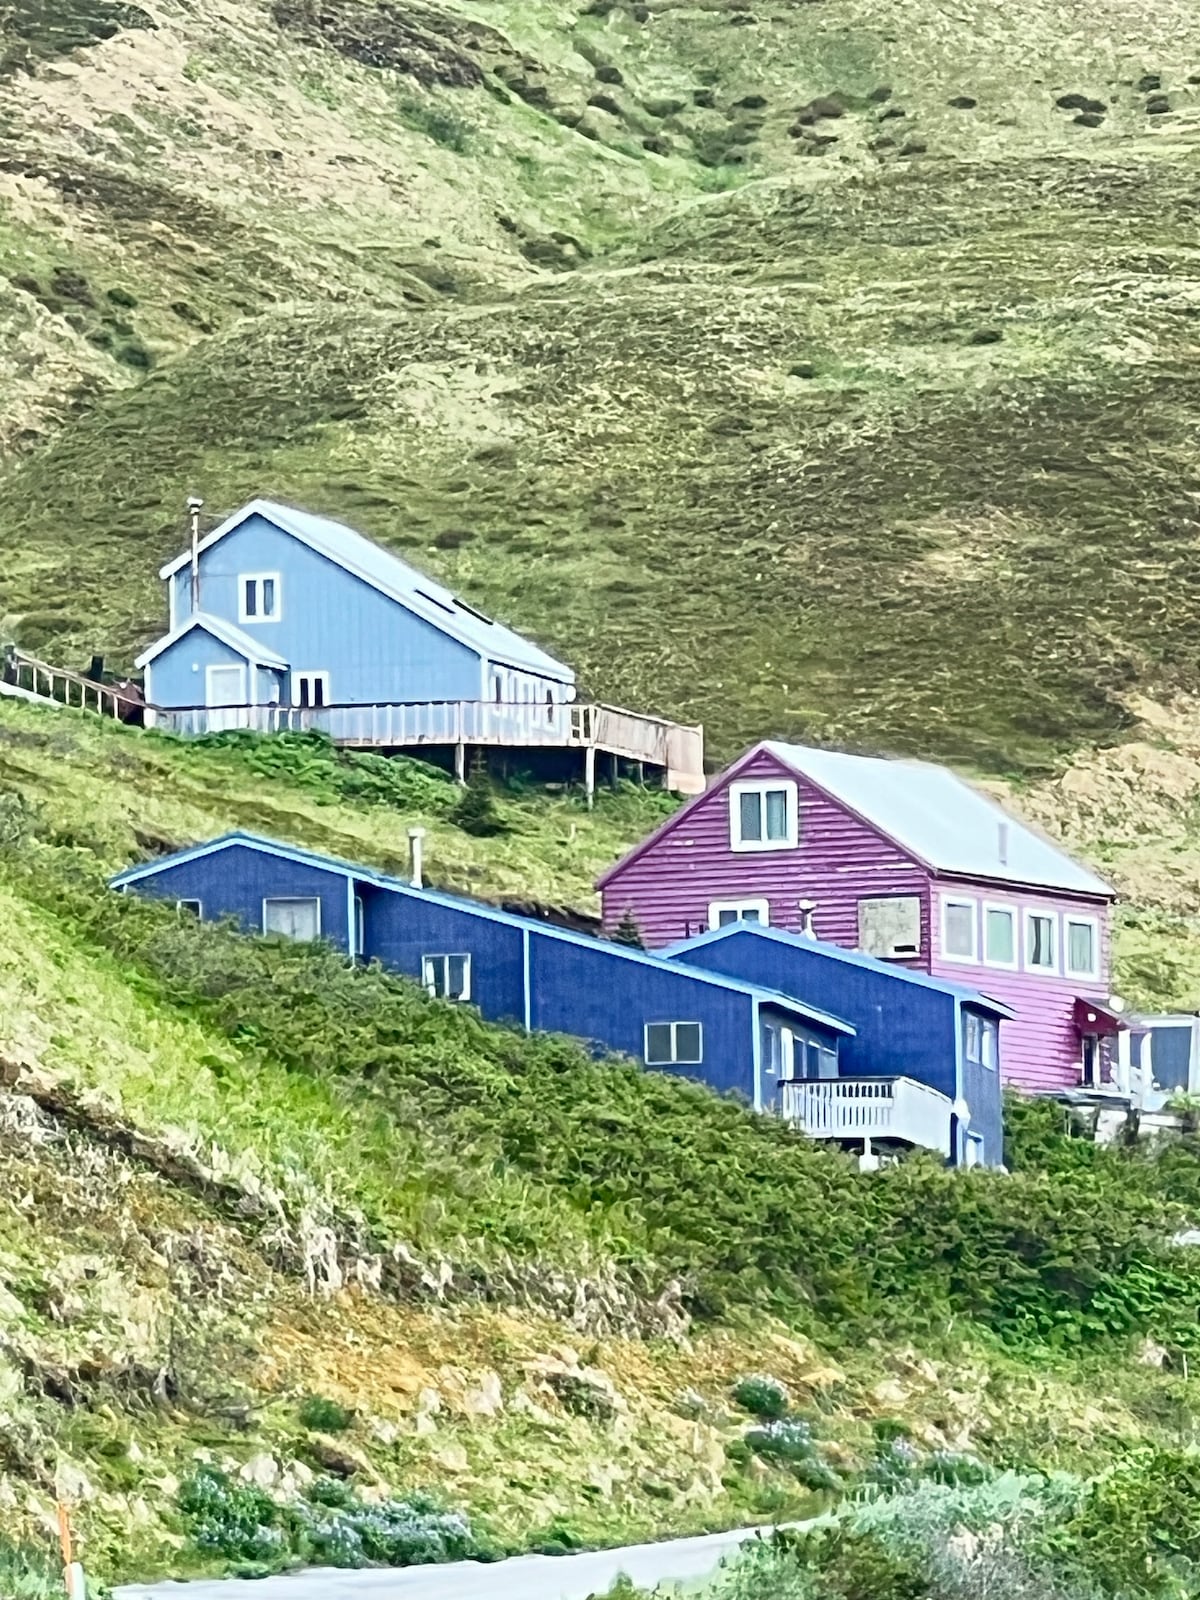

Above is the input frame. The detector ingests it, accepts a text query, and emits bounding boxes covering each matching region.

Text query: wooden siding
[931,877,1111,1094]
[362,884,527,1024]
[601,747,931,956]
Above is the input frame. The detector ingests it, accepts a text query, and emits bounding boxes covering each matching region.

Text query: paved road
[113,1523,781,1600]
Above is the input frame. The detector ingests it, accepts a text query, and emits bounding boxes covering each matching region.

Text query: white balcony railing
[781,1077,953,1158]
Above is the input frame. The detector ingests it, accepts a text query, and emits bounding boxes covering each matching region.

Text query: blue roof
[134,612,289,671]
[663,922,1016,1019]
[159,499,574,683]
[764,740,1112,898]
[111,832,856,1036]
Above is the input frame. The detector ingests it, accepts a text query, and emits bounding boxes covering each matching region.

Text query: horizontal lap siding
[931,878,1112,1093]
[527,932,756,1100]
[362,887,526,1026]
[603,749,932,957]
[123,845,352,951]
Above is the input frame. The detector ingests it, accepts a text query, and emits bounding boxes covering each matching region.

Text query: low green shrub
[298,1393,355,1433]
[732,1373,790,1418]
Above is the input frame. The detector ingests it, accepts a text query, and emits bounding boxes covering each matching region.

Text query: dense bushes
[12,845,1200,1349]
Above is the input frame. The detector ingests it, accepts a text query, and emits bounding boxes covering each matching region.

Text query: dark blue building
[110,833,853,1113]
[664,923,1011,1167]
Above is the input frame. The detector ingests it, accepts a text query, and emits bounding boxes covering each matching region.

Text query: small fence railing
[781,1076,953,1157]
[1,647,142,721]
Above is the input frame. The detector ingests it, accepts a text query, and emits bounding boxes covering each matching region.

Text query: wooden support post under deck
[584,744,596,810]
[609,752,619,789]
[454,742,466,784]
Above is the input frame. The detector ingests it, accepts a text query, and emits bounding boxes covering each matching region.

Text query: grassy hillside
[0,699,1199,1591]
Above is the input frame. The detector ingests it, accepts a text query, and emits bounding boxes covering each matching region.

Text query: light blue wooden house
[135,498,705,793]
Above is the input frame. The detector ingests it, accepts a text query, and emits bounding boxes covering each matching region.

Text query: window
[644,1021,703,1066]
[858,896,921,959]
[708,898,770,930]
[1065,915,1099,979]
[964,1012,998,1069]
[983,904,1017,969]
[942,896,978,963]
[239,573,281,623]
[177,898,202,917]
[965,1134,984,1169]
[1025,911,1057,973]
[423,954,471,1002]
[293,671,330,709]
[729,780,798,852]
[353,895,364,959]
[263,897,321,941]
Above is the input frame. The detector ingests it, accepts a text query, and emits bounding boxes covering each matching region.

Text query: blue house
[663,922,1012,1167]
[109,833,853,1114]
[138,497,573,735]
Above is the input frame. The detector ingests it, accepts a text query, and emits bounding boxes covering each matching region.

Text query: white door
[205,664,248,732]
[263,897,321,941]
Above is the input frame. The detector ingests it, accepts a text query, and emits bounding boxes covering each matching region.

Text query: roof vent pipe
[186,494,204,613]
[998,821,1009,867]
[408,827,426,891]
[797,899,818,938]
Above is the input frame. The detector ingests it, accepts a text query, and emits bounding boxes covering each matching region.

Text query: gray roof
[765,741,1113,897]
[160,498,575,682]
[135,611,289,670]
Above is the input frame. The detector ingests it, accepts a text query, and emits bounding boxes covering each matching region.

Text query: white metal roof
[765,740,1113,897]
[160,499,575,682]
[134,612,289,671]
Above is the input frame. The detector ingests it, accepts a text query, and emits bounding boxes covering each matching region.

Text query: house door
[205,664,248,731]
[1081,1034,1102,1089]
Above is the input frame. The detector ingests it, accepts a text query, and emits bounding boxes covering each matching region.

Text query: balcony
[781,1077,953,1158]
[146,698,706,794]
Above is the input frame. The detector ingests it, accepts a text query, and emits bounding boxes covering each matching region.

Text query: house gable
[599,742,930,953]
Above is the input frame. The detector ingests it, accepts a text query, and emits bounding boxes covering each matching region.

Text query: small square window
[1026,912,1057,973]
[709,899,770,930]
[423,953,471,1002]
[239,573,281,623]
[644,1021,703,1066]
[729,780,798,852]
[984,905,1016,967]
[1065,917,1098,979]
[177,898,202,917]
[942,897,978,962]
[263,897,321,941]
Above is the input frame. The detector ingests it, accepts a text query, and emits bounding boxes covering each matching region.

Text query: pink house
[599,741,1120,1094]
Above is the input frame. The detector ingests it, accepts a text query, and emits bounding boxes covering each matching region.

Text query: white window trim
[728,779,798,853]
[422,953,472,1002]
[293,670,332,709]
[261,896,322,939]
[205,662,247,707]
[353,894,365,959]
[981,901,1019,971]
[1063,913,1100,980]
[941,894,979,965]
[1024,907,1058,975]
[176,898,202,917]
[644,1020,704,1066]
[238,571,282,624]
[708,898,770,930]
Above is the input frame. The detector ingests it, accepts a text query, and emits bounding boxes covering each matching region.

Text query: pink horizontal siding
[601,748,933,958]
[930,879,1111,1094]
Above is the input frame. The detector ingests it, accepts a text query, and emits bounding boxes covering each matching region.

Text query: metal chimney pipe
[187,494,204,613]
[797,899,818,938]
[407,827,426,890]
[998,821,1009,867]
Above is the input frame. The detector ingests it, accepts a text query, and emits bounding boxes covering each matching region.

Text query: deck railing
[148,698,704,780]
[781,1076,953,1158]
[1,647,142,721]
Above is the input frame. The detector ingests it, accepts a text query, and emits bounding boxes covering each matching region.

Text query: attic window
[729,780,798,853]
[239,573,281,622]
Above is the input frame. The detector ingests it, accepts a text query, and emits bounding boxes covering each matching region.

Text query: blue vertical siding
[526,929,758,1097]
[119,843,353,951]
[959,1008,1004,1166]
[175,514,482,705]
[148,626,251,708]
[361,885,526,1025]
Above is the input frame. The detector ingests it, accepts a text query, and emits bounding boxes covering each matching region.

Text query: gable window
[177,898,202,918]
[239,573,281,623]
[965,1012,998,1069]
[644,1021,703,1066]
[729,779,798,853]
[941,896,978,963]
[423,953,471,1002]
[858,896,921,959]
[983,903,1017,969]
[1065,915,1099,979]
[293,671,330,709]
[708,898,770,930]
[1025,910,1057,973]
[263,897,321,941]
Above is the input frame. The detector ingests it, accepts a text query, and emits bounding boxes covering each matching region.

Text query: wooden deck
[781,1076,953,1158]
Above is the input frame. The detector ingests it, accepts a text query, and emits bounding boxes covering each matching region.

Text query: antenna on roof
[186,494,204,613]
[997,821,1009,867]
